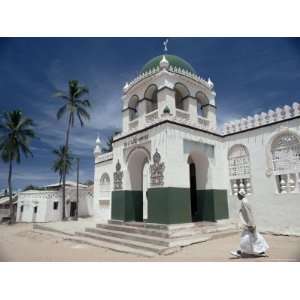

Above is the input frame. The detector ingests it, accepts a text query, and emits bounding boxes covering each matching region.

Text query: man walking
[231,189,269,257]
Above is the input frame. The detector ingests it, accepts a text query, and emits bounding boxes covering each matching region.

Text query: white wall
[17,188,93,223]
[94,158,113,221]
[17,191,61,223]
[224,119,300,235]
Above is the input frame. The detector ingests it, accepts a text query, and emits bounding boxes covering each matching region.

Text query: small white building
[17,182,93,223]
[93,54,300,235]
[0,194,17,222]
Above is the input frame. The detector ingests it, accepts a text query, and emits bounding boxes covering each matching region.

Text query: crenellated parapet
[95,152,113,164]
[123,61,213,94]
[223,102,300,134]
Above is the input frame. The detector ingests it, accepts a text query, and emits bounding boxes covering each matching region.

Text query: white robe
[239,198,269,254]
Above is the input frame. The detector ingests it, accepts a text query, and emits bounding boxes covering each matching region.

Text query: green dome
[141,54,196,75]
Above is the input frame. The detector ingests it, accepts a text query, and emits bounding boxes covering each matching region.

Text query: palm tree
[52,145,74,184]
[102,130,120,153]
[54,80,91,220]
[0,110,36,224]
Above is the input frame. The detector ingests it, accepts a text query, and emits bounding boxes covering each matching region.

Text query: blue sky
[0,37,300,190]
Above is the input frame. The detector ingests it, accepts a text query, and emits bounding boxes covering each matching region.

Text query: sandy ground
[0,223,299,262]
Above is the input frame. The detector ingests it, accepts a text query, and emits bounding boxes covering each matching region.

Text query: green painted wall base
[111,190,143,222]
[111,188,229,224]
[194,189,229,222]
[147,188,192,224]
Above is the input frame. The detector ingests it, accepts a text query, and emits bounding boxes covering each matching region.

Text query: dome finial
[163,38,168,53]
[159,55,169,70]
[207,77,214,89]
[94,135,102,156]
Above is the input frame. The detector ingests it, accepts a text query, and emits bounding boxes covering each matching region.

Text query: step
[64,236,157,257]
[75,231,168,254]
[108,219,234,232]
[203,224,238,234]
[103,221,214,238]
[87,227,212,248]
[87,227,170,246]
[96,223,170,238]
[108,220,169,230]
[210,229,240,240]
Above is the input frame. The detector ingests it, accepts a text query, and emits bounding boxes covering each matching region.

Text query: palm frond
[74,86,89,98]
[77,107,90,121]
[56,104,67,120]
[76,99,91,108]
[0,110,36,164]
[53,91,69,101]
[77,111,84,127]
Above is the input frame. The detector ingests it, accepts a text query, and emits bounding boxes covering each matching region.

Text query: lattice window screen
[228,145,250,178]
[271,133,300,174]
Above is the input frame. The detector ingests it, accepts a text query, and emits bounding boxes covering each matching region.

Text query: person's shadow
[229,253,268,260]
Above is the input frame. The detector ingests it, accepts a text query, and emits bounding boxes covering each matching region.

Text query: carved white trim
[223,102,300,134]
[265,127,300,176]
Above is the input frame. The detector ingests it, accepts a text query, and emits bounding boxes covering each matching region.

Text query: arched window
[271,133,300,193]
[144,85,158,113]
[195,91,209,118]
[174,83,190,111]
[228,144,252,195]
[99,173,111,200]
[128,95,139,121]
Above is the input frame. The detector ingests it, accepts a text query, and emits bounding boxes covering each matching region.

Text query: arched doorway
[187,151,209,222]
[127,147,150,221]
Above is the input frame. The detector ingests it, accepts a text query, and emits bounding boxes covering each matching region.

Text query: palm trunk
[62,114,72,220]
[8,158,14,225]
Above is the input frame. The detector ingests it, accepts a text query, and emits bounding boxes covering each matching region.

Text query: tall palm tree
[54,80,91,220]
[0,110,36,224]
[52,145,74,184]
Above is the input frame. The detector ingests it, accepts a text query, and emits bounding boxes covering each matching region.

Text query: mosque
[93,50,300,235]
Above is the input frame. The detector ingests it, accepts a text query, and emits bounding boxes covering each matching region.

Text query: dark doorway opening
[70,202,77,217]
[189,162,197,221]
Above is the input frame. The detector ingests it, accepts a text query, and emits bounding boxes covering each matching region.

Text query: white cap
[94,136,102,156]
[238,189,246,196]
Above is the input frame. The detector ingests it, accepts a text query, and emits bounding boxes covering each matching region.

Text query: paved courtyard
[0,223,299,262]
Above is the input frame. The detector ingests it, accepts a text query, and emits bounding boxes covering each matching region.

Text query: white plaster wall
[224,119,300,235]
[94,158,113,221]
[17,191,61,223]
[164,123,226,190]
[17,188,92,223]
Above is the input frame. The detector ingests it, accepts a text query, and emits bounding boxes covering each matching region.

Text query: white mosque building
[93,53,300,235]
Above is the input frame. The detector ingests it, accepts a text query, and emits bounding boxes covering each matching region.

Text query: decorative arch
[265,128,300,193]
[126,145,151,163]
[128,95,139,121]
[100,172,110,184]
[99,172,111,200]
[174,82,190,111]
[265,128,300,175]
[228,144,252,195]
[195,90,210,117]
[144,84,158,113]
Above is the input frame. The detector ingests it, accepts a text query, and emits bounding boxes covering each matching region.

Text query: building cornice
[95,158,113,165]
[113,114,300,144]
